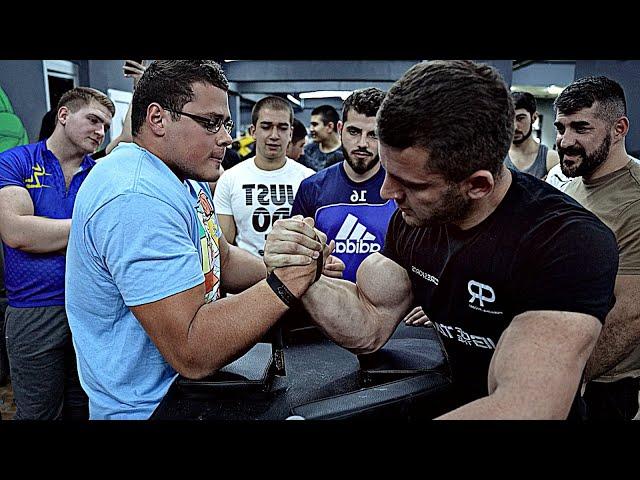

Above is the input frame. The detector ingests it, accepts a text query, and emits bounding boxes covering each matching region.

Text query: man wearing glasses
[65,60,328,419]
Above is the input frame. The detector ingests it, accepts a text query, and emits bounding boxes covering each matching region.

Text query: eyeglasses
[164,108,234,134]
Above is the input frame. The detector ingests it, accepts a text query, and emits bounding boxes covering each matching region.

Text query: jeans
[5,305,88,420]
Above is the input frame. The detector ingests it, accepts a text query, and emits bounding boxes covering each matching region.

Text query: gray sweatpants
[5,305,88,420]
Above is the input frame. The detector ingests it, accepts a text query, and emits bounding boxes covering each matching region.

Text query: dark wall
[574,60,640,155]
[476,60,512,87]
[0,60,49,143]
[87,60,134,95]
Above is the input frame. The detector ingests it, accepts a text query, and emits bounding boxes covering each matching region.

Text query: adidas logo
[335,214,381,254]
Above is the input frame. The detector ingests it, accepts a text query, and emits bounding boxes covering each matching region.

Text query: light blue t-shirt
[66,142,222,420]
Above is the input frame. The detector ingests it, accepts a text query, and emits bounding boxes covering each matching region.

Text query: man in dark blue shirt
[301,104,344,172]
[292,88,393,283]
[0,87,114,420]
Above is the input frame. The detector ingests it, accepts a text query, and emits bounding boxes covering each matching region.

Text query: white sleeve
[213,169,234,215]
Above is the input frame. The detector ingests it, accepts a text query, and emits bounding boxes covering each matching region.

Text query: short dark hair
[511,91,537,115]
[311,104,340,129]
[57,87,115,117]
[291,118,307,143]
[342,87,386,122]
[554,76,626,126]
[131,60,229,136]
[251,96,293,126]
[377,60,514,182]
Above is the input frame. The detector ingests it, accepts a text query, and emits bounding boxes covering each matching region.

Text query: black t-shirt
[382,169,619,408]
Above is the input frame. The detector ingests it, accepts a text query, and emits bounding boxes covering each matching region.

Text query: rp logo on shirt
[468,280,495,307]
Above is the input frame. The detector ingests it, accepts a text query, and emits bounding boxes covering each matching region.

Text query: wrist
[267,271,300,308]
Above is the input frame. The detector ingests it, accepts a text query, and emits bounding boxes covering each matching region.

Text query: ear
[147,103,167,137]
[57,106,69,126]
[531,112,538,124]
[613,116,629,139]
[337,119,344,137]
[461,170,495,200]
[248,125,256,137]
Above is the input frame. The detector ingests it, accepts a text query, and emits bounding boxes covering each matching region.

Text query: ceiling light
[299,90,352,100]
[287,94,301,106]
[545,85,564,95]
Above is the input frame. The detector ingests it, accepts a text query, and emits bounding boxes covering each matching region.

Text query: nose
[557,130,575,149]
[95,124,106,138]
[357,132,369,149]
[380,174,402,201]
[217,126,233,147]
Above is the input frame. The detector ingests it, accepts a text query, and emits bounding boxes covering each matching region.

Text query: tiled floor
[0,381,16,420]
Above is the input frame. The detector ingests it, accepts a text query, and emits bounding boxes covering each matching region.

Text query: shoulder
[0,142,39,163]
[286,159,315,176]
[545,146,560,168]
[510,171,611,238]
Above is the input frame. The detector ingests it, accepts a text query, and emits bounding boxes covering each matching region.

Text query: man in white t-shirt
[214,96,315,257]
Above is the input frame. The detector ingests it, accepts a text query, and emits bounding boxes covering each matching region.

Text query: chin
[401,211,425,227]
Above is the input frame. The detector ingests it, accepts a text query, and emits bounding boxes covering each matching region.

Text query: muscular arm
[218,214,237,245]
[438,310,601,419]
[301,253,414,354]
[130,253,315,379]
[584,275,640,381]
[0,186,71,253]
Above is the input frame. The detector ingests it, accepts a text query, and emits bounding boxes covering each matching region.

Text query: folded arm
[0,185,71,253]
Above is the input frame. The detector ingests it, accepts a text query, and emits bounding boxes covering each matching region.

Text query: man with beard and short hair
[504,91,559,179]
[554,75,640,420]
[264,60,620,419]
[292,88,396,282]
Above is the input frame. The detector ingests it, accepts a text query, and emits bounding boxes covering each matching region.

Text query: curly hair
[342,87,386,121]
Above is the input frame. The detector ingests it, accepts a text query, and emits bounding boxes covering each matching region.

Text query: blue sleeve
[291,178,314,218]
[0,147,27,188]
[86,193,204,307]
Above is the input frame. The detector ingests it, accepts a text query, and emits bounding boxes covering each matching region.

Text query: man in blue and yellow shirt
[0,87,114,420]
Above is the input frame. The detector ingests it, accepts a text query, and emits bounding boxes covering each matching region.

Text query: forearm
[301,277,396,354]
[436,390,568,420]
[584,312,640,381]
[184,280,288,378]
[1,216,71,253]
[221,244,267,293]
[585,276,640,381]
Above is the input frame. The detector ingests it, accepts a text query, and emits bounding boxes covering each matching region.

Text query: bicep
[0,186,34,236]
[356,253,414,329]
[488,310,601,418]
[130,282,205,372]
[0,186,34,216]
